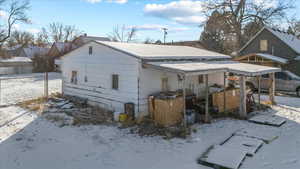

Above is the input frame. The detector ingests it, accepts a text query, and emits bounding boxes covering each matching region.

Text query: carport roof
[144,61,281,76]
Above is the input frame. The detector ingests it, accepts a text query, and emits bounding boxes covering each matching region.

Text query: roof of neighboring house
[95,41,230,60]
[236,53,288,64]
[81,36,110,42]
[22,46,50,58]
[53,42,75,53]
[165,41,205,49]
[256,53,288,64]
[0,57,32,63]
[240,27,300,54]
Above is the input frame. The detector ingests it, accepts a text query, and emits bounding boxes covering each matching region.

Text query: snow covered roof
[240,27,300,54]
[267,28,300,54]
[81,36,110,43]
[256,53,288,64]
[95,41,231,60]
[23,46,50,58]
[144,60,281,76]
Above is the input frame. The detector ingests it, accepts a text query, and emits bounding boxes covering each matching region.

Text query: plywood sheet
[200,145,247,169]
[248,114,286,127]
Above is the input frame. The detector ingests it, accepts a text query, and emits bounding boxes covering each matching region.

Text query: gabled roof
[22,46,50,58]
[239,27,300,54]
[53,42,75,53]
[95,41,231,60]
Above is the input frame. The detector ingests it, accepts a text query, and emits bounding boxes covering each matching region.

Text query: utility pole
[162,28,168,44]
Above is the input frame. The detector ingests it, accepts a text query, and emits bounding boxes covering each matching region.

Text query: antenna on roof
[162,28,168,44]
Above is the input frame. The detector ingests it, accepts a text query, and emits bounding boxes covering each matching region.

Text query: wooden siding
[61,42,139,114]
[240,29,298,59]
[235,55,281,67]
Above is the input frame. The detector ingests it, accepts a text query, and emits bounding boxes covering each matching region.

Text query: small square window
[112,74,119,90]
[89,46,93,55]
[260,40,268,51]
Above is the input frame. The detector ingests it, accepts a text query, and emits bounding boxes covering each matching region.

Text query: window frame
[89,46,93,55]
[112,74,119,90]
[71,71,78,84]
[260,40,268,52]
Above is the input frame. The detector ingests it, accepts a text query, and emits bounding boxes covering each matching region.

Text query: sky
[5,0,300,42]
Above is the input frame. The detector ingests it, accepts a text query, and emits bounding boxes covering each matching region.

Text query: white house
[60,41,280,119]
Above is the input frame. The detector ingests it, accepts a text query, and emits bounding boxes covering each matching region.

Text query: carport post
[223,72,227,113]
[205,74,210,123]
[257,75,261,108]
[239,75,247,119]
[182,74,187,128]
[269,73,275,105]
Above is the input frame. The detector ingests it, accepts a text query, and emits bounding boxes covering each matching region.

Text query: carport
[143,60,281,126]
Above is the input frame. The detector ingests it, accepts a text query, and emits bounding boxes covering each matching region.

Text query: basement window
[89,46,93,55]
[260,40,268,52]
[112,74,119,90]
[71,71,78,84]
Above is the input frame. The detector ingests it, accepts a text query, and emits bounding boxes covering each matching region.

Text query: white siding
[138,66,224,114]
[61,42,139,115]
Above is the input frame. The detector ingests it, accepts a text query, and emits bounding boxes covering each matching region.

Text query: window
[84,75,88,82]
[161,77,169,92]
[262,74,269,78]
[112,74,119,90]
[275,72,289,80]
[71,71,78,84]
[198,75,204,84]
[89,46,93,55]
[260,40,268,51]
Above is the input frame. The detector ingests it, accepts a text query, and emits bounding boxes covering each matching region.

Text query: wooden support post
[269,73,275,105]
[223,72,226,113]
[44,72,49,99]
[239,75,247,119]
[257,75,261,108]
[182,74,187,128]
[205,74,210,123]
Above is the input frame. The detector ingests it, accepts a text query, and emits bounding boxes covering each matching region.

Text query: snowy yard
[1,96,300,169]
[0,73,62,105]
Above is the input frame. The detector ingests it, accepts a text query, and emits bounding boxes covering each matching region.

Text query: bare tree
[203,0,293,49]
[0,0,30,45]
[35,27,50,47]
[7,30,34,47]
[46,22,81,42]
[108,25,137,42]
[286,17,300,36]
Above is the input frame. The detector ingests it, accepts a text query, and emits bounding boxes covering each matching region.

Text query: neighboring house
[60,41,279,119]
[237,27,300,76]
[2,45,23,58]
[53,35,110,71]
[19,46,50,59]
[165,41,205,49]
[0,57,33,75]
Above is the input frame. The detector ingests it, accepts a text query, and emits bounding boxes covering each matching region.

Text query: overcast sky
[5,0,300,42]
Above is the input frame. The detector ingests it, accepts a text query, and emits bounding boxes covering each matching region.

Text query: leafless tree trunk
[0,0,30,45]
[108,25,137,42]
[203,0,293,49]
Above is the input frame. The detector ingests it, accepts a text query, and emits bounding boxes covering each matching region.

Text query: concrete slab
[235,128,279,143]
[199,145,247,169]
[248,114,286,127]
[222,135,264,156]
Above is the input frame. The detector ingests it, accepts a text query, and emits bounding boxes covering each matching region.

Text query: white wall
[0,66,33,75]
[61,42,140,114]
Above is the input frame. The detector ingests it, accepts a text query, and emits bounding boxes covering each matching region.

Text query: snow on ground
[0,96,300,169]
[0,72,62,105]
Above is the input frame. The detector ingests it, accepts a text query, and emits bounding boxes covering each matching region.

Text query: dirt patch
[121,117,190,139]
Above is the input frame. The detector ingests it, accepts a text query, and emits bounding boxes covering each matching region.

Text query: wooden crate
[212,89,240,113]
[150,96,184,127]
